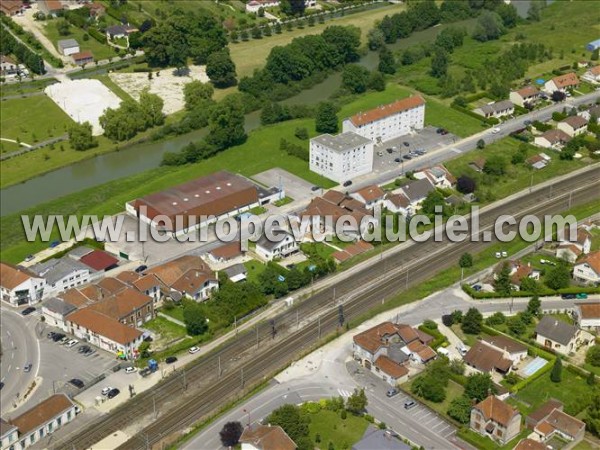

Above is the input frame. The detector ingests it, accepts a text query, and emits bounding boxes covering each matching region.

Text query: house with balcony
[255,230,299,262]
[0,263,46,306]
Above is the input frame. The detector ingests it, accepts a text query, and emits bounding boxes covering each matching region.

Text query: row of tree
[1,28,45,75]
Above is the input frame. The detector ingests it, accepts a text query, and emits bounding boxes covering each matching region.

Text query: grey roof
[256,230,293,252]
[535,316,578,346]
[476,100,514,115]
[106,24,128,35]
[0,418,17,437]
[42,297,77,316]
[352,427,411,450]
[57,39,79,50]
[32,258,90,284]
[588,105,600,118]
[400,178,435,203]
[223,263,247,278]
[388,342,410,364]
[311,131,372,153]
[67,246,94,259]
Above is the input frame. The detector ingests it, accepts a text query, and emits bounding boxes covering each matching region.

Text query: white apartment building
[342,96,425,143]
[255,230,299,261]
[309,131,374,183]
[31,258,91,298]
[0,263,46,306]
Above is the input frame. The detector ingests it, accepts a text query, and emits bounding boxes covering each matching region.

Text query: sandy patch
[108,66,210,115]
[45,79,122,136]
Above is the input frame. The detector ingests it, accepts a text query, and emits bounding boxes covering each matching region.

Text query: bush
[294,127,309,140]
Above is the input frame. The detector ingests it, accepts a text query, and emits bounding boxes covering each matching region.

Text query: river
[0,16,481,216]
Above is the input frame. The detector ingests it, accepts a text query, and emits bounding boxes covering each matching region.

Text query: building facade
[470,396,521,445]
[0,263,46,306]
[309,132,374,183]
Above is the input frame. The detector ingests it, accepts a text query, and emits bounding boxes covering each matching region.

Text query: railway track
[53,166,600,450]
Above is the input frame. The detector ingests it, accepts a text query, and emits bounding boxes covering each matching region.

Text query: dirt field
[108,66,210,115]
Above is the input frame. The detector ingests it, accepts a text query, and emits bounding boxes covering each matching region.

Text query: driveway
[252,168,315,202]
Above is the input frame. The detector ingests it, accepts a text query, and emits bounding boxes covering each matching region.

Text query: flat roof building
[309,132,374,183]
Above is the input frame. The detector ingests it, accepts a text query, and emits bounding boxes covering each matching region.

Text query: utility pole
[568,191,572,209]
[333,286,336,306]
[181,369,187,391]
[529,172,533,193]
[405,267,409,290]
[234,316,237,335]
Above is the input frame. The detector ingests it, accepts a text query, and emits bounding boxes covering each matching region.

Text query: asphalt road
[49,165,599,450]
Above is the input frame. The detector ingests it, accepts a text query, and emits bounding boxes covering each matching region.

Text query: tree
[206,94,247,150]
[551,90,567,102]
[368,71,386,92]
[56,19,70,36]
[219,421,243,447]
[322,25,361,63]
[520,277,540,294]
[587,394,600,437]
[430,47,449,78]
[483,155,507,176]
[526,295,541,317]
[494,262,513,296]
[472,11,505,42]
[588,372,597,386]
[266,404,310,443]
[495,3,518,28]
[68,122,97,151]
[206,49,237,88]
[315,101,338,133]
[465,373,496,402]
[251,26,262,39]
[545,263,571,290]
[457,175,476,194]
[346,388,368,414]
[459,253,473,269]
[461,307,483,335]
[485,311,506,326]
[507,315,526,336]
[550,358,562,383]
[367,28,385,51]
[139,89,165,127]
[476,139,485,149]
[527,1,541,21]
[449,359,466,375]
[183,80,214,110]
[586,345,600,367]
[183,301,208,336]
[378,46,396,74]
[447,396,472,424]
[280,0,306,16]
[412,374,447,402]
[342,64,370,94]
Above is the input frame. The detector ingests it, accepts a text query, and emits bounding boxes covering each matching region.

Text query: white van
[437,347,450,357]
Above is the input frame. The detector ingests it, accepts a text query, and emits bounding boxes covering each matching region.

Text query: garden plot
[108,65,210,115]
[45,79,122,136]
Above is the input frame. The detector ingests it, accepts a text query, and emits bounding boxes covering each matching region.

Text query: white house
[0,263,46,306]
[533,129,571,150]
[535,316,594,355]
[556,227,591,263]
[573,250,600,285]
[473,100,514,119]
[557,116,588,137]
[510,86,541,107]
[240,424,296,450]
[351,185,386,209]
[414,165,456,189]
[42,297,77,331]
[309,132,374,183]
[578,105,600,123]
[574,302,600,331]
[255,230,299,261]
[384,192,410,215]
[245,0,279,13]
[544,73,580,93]
[31,258,91,298]
[582,65,600,83]
[57,39,80,56]
[342,96,425,143]
[395,178,435,215]
[3,394,77,450]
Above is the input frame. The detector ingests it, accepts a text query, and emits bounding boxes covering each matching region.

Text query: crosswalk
[337,389,352,398]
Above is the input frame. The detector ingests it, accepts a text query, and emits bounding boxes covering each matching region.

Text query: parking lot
[252,168,315,202]
[372,126,458,174]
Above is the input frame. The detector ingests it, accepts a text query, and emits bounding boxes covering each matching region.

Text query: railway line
[52,166,600,450]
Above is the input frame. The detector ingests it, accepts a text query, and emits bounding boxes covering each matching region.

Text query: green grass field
[244,259,267,284]
[307,408,369,448]
[144,316,188,342]
[41,20,115,61]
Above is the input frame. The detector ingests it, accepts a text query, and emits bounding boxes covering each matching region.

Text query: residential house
[513,438,547,450]
[206,241,244,265]
[556,227,591,263]
[3,394,76,450]
[384,192,411,215]
[544,73,580,93]
[87,2,106,18]
[72,51,94,66]
[352,427,411,450]
[309,131,374,183]
[353,322,435,386]
[0,1,23,16]
[0,263,46,306]
[223,263,247,283]
[470,395,521,445]
[535,315,593,355]
[351,185,386,209]
[87,287,154,327]
[480,335,527,363]
[0,55,23,78]
[463,341,513,375]
[31,258,91,297]
[255,230,299,261]
[526,153,550,170]
[66,308,143,358]
[574,301,600,331]
[148,255,218,301]
[473,100,515,119]
[526,399,564,429]
[530,404,585,446]
[1,419,19,450]
[414,165,456,189]
[579,105,600,123]
[106,24,138,39]
[116,271,162,304]
[239,424,296,450]
[496,261,541,291]
[470,157,486,173]
[38,0,64,16]
[245,0,279,13]
[41,297,77,330]
[557,116,588,137]
[342,96,425,143]
[510,86,540,108]
[395,178,435,216]
[533,129,571,150]
[57,39,80,56]
[582,65,600,83]
[573,250,600,285]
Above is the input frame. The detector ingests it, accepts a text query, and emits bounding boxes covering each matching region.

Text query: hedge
[510,350,555,393]
[418,324,447,350]
[463,91,490,103]
[462,284,600,299]
[87,27,107,45]
[450,104,499,126]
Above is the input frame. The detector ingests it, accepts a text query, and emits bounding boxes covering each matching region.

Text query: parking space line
[423,416,439,426]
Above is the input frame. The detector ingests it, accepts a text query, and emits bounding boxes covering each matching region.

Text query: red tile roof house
[239,424,297,450]
[351,184,386,209]
[0,262,46,306]
[0,0,23,16]
[206,241,244,264]
[470,395,521,445]
[116,271,163,304]
[148,255,218,301]
[555,227,592,263]
[574,301,600,331]
[533,129,572,150]
[544,72,580,93]
[529,401,586,446]
[5,394,77,448]
[72,50,94,66]
[79,250,119,272]
[573,250,600,286]
[510,85,541,107]
[352,321,436,386]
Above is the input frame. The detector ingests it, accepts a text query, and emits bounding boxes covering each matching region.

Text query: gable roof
[32,257,90,285]
[475,100,514,115]
[550,72,579,88]
[87,287,152,320]
[256,230,294,252]
[209,241,244,260]
[576,301,600,319]
[463,341,512,373]
[575,250,600,275]
[386,192,410,209]
[561,115,588,129]
[148,255,214,287]
[66,309,142,345]
[535,316,578,346]
[515,85,539,98]
[538,129,572,144]
[535,409,585,438]
[473,395,520,427]
[72,50,94,61]
[9,394,73,436]
[240,425,296,450]
[42,297,77,316]
[353,322,422,354]
[481,335,527,355]
[0,262,40,290]
[348,96,425,127]
[354,185,385,203]
[399,178,434,204]
[353,428,412,450]
[528,399,564,425]
[374,355,409,379]
[514,439,547,450]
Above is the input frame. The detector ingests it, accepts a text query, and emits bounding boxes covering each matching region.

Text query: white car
[188,346,200,354]
[101,387,114,396]
[491,127,501,134]
[66,339,78,348]
[501,251,508,258]
[495,252,502,258]
[125,367,137,374]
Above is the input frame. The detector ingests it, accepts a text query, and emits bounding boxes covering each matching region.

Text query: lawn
[424,95,485,137]
[41,20,115,61]
[144,316,188,342]
[244,259,267,284]
[307,408,369,449]
[458,429,530,450]
[402,378,464,420]
[160,305,184,323]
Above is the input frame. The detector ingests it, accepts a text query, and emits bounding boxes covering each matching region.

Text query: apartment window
[30,435,35,443]
[48,422,53,432]
[57,417,62,426]
[39,428,44,438]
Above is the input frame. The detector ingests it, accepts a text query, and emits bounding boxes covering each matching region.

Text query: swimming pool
[522,356,548,377]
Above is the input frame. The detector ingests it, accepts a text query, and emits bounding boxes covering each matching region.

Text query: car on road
[101,387,114,396]
[125,367,137,374]
[189,346,200,354]
[23,363,32,373]
[404,400,417,410]
[403,141,410,147]
[576,293,588,299]
[166,356,178,364]
[403,155,412,160]
[343,180,352,187]
[386,388,398,397]
[107,388,120,399]
[394,157,401,163]
[491,127,501,134]
[21,307,36,316]
[135,265,147,273]
[311,185,320,191]
[66,339,78,348]
[69,378,84,388]
[24,254,35,262]
[561,293,576,300]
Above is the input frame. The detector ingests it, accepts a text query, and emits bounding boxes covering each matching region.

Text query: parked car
[495,252,502,258]
[165,356,178,364]
[101,387,114,396]
[125,367,137,374]
[394,157,401,163]
[403,141,410,147]
[47,332,56,339]
[24,254,34,262]
[21,307,36,316]
[576,293,588,299]
[66,339,78,348]
[343,180,352,187]
[561,293,576,300]
[501,251,508,257]
[386,388,398,397]
[59,336,69,344]
[402,155,412,160]
[311,185,320,191]
[107,388,120,399]
[78,345,91,353]
[188,346,200,354]
[23,363,32,373]
[52,333,65,342]
[69,378,84,388]
[404,400,417,410]
[135,265,147,273]
[386,148,394,154]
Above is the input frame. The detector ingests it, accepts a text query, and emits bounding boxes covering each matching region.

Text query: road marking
[6,331,11,338]
[450,147,462,153]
